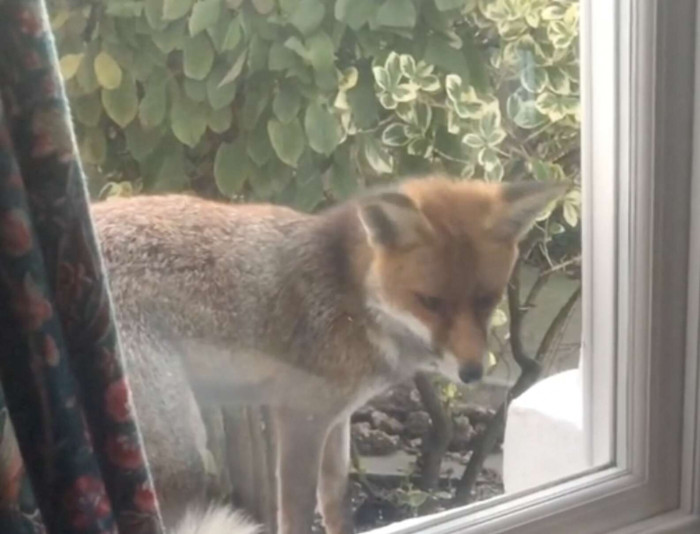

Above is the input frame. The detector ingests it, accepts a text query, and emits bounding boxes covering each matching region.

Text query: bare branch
[537,285,582,374]
[415,372,454,491]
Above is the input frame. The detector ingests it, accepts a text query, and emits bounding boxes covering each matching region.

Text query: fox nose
[458,363,483,384]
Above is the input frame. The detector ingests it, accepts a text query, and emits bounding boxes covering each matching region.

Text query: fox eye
[415,293,445,313]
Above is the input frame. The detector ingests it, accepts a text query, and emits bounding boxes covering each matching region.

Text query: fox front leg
[273,406,333,534]
[317,418,354,534]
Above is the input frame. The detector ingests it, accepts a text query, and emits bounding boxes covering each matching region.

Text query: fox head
[356,176,568,384]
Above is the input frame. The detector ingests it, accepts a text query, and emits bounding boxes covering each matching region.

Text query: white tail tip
[170,504,262,534]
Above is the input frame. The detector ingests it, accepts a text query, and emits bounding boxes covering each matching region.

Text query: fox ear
[358,192,434,249]
[492,182,570,241]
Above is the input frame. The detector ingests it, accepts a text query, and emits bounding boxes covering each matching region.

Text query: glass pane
[46,0,592,532]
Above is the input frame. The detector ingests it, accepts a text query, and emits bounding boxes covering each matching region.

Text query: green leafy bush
[51,0,579,213]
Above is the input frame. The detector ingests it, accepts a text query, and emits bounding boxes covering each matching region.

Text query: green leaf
[222,18,242,50]
[550,222,566,235]
[183,33,215,80]
[163,0,194,20]
[462,133,483,148]
[392,84,418,103]
[250,158,292,199]
[132,49,157,82]
[189,0,221,35]
[363,135,393,174]
[77,48,100,93]
[563,201,578,227]
[329,144,357,199]
[346,65,379,129]
[125,121,163,161]
[145,0,168,29]
[152,141,188,191]
[102,73,138,128]
[267,118,305,167]
[102,41,135,71]
[478,110,500,138]
[72,93,102,127]
[521,65,548,93]
[206,14,230,52]
[251,0,274,13]
[338,67,358,91]
[273,81,301,123]
[284,36,310,61]
[372,66,390,91]
[94,52,123,90]
[542,5,566,20]
[240,78,271,129]
[335,0,376,30]
[548,20,576,49]
[139,79,167,128]
[106,1,145,17]
[207,105,232,133]
[561,190,581,227]
[59,54,83,81]
[435,0,464,11]
[152,20,187,53]
[218,49,247,86]
[79,127,107,165]
[184,78,207,102]
[207,63,239,109]
[170,94,207,147]
[268,41,300,71]
[289,0,325,36]
[399,54,416,78]
[407,137,431,158]
[536,91,577,122]
[382,123,411,146]
[247,122,273,166]
[247,35,269,73]
[461,32,490,93]
[304,102,342,156]
[413,101,432,132]
[305,31,336,74]
[478,146,499,171]
[376,0,416,28]
[530,159,552,182]
[291,159,324,211]
[393,101,413,124]
[424,35,470,82]
[214,138,254,195]
[547,67,571,95]
[507,89,547,129]
[384,50,401,81]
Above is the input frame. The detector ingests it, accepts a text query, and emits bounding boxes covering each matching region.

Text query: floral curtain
[0,0,164,532]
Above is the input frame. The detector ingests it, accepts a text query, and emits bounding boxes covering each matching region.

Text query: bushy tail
[170,504,262,534]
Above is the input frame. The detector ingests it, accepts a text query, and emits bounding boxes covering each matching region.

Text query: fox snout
[458,361,484,383]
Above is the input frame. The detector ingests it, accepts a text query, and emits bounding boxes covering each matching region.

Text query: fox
[91,175,567,534]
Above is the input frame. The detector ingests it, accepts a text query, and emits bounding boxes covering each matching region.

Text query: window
[48,0,700,532]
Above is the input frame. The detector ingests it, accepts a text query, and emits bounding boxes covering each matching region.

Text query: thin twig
[536,285,582,364]
[540,255,582,277]
[522,271,552,312]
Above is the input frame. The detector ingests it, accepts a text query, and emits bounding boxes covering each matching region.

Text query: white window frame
[368,0,700,532]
